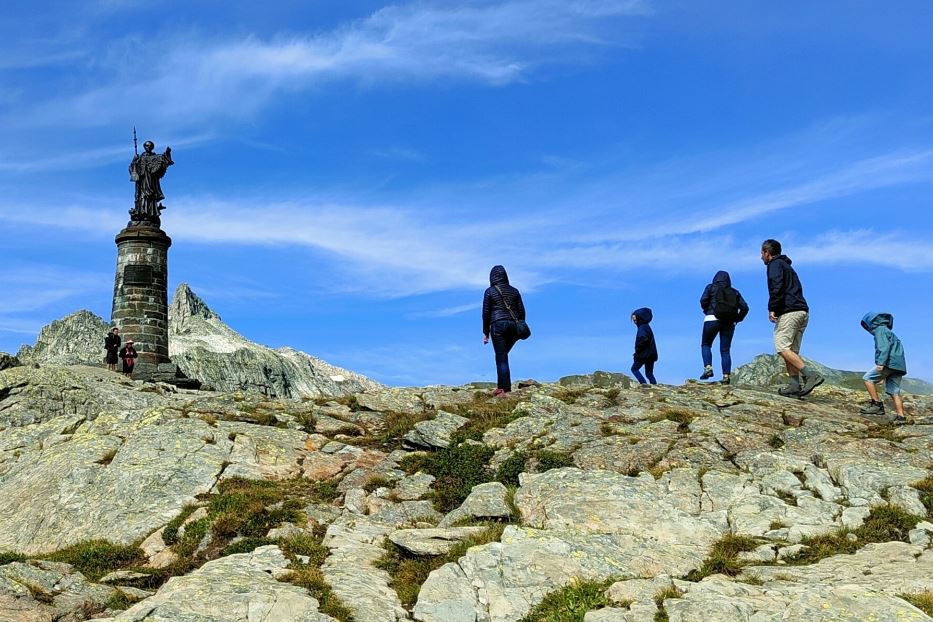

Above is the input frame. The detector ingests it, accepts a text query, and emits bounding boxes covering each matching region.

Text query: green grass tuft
[162,504,200,545]
[785,504,922,565]
[912,476,933,517]
[652,585,684,622]
[402,443,496,512]
[104,591,134,610]
[376,523,506,609]
[45,540,143,582]
[445,394,524,444]
[684,534,759,581]
[534,450,576,471]
[516,578,614,622]
[219,536,276,557]
[899,592,933,616]
[648,408,697,432]
[0,552,27,565]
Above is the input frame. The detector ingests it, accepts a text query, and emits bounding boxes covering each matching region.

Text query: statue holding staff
[128,134,173,227]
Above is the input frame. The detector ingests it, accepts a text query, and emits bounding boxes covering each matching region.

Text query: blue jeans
[701,320,735,374]
[632,360,656,384]
[863,367,903,396]
[491,320,518,391]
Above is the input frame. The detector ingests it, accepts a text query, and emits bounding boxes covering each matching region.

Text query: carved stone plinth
[111,226,172,377]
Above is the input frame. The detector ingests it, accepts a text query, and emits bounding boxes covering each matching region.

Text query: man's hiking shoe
[778,384,801,398]
[720,374,731,385]
[859,401,885,416]
[892,415,908,426]
[798,373,824,397]
[700,366,714,380]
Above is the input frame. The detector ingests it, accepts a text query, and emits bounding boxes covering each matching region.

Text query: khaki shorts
[774,310,808,354]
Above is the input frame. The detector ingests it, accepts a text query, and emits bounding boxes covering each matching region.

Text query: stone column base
[129,361,202,388]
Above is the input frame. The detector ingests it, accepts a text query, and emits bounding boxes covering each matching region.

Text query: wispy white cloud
[367,147,428,162]
[575,148,933,242]
[0,265,109,313]
[0,133,214,174]
[10,0,648,131]
[795,230,933,272]
[1,122,931,296]
[0,264,109,344]
[407,302,482,319]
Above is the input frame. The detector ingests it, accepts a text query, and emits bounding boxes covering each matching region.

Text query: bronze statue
[129,138,173,227]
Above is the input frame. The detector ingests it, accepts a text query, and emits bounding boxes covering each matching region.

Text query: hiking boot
[778,384,801,398]
[720,374,731,385]
[798,372,824,397]
[700,366,714,380]
[859,400,885,416]
[892,415,908,426]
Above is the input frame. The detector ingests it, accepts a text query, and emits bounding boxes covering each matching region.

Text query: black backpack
[713,286,741,322]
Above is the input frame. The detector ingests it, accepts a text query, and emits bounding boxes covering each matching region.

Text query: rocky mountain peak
[170,282,220,331]
[16,309,110,366]
[15,285,382,399]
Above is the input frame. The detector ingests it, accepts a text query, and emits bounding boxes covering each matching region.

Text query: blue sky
[1,1,932,386]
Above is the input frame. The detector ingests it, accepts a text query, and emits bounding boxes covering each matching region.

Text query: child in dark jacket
[631,307,658,385]
[859,312,909,423]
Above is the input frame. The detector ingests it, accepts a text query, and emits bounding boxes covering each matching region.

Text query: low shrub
[495,451,528,487]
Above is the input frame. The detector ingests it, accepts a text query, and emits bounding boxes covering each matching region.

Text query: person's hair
[761,239,782,256]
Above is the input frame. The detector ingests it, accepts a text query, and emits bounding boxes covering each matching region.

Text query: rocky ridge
[1,363,932,622]
[14,284,382,399]
[733,353,933,395]
[168,283,382,398]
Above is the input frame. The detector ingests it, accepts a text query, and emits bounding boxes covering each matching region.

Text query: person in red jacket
[119,340,138,378]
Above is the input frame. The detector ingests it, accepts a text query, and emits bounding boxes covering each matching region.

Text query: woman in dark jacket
[104,327,121,372]
[482,265,526,396]
[698,271,749,384]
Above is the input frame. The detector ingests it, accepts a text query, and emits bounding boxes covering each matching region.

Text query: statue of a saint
[129,140,173,227]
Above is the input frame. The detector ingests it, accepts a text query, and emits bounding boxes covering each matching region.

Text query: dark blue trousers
[491,320,518,391]
[701,320,736,374]
[632,360,657,384]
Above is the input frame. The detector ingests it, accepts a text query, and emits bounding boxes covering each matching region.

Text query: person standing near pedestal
[104,327,121,372]
[119,340,138,378]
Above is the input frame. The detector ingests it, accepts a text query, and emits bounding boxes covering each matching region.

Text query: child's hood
[632,307,653,325]
[861,311,894,333]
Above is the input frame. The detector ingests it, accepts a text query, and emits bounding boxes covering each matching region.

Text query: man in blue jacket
[761,239,823,397]
[859,312,909,423]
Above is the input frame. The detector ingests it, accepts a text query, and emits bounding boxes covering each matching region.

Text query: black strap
[493,285,519,321]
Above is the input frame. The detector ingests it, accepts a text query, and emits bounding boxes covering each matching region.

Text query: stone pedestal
[112,225,172,380]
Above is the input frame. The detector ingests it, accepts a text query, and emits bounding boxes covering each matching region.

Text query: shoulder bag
[494,285,531,340]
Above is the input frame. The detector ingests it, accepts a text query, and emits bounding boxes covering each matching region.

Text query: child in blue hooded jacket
[631,308,658,385]
[859,312,908,423]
